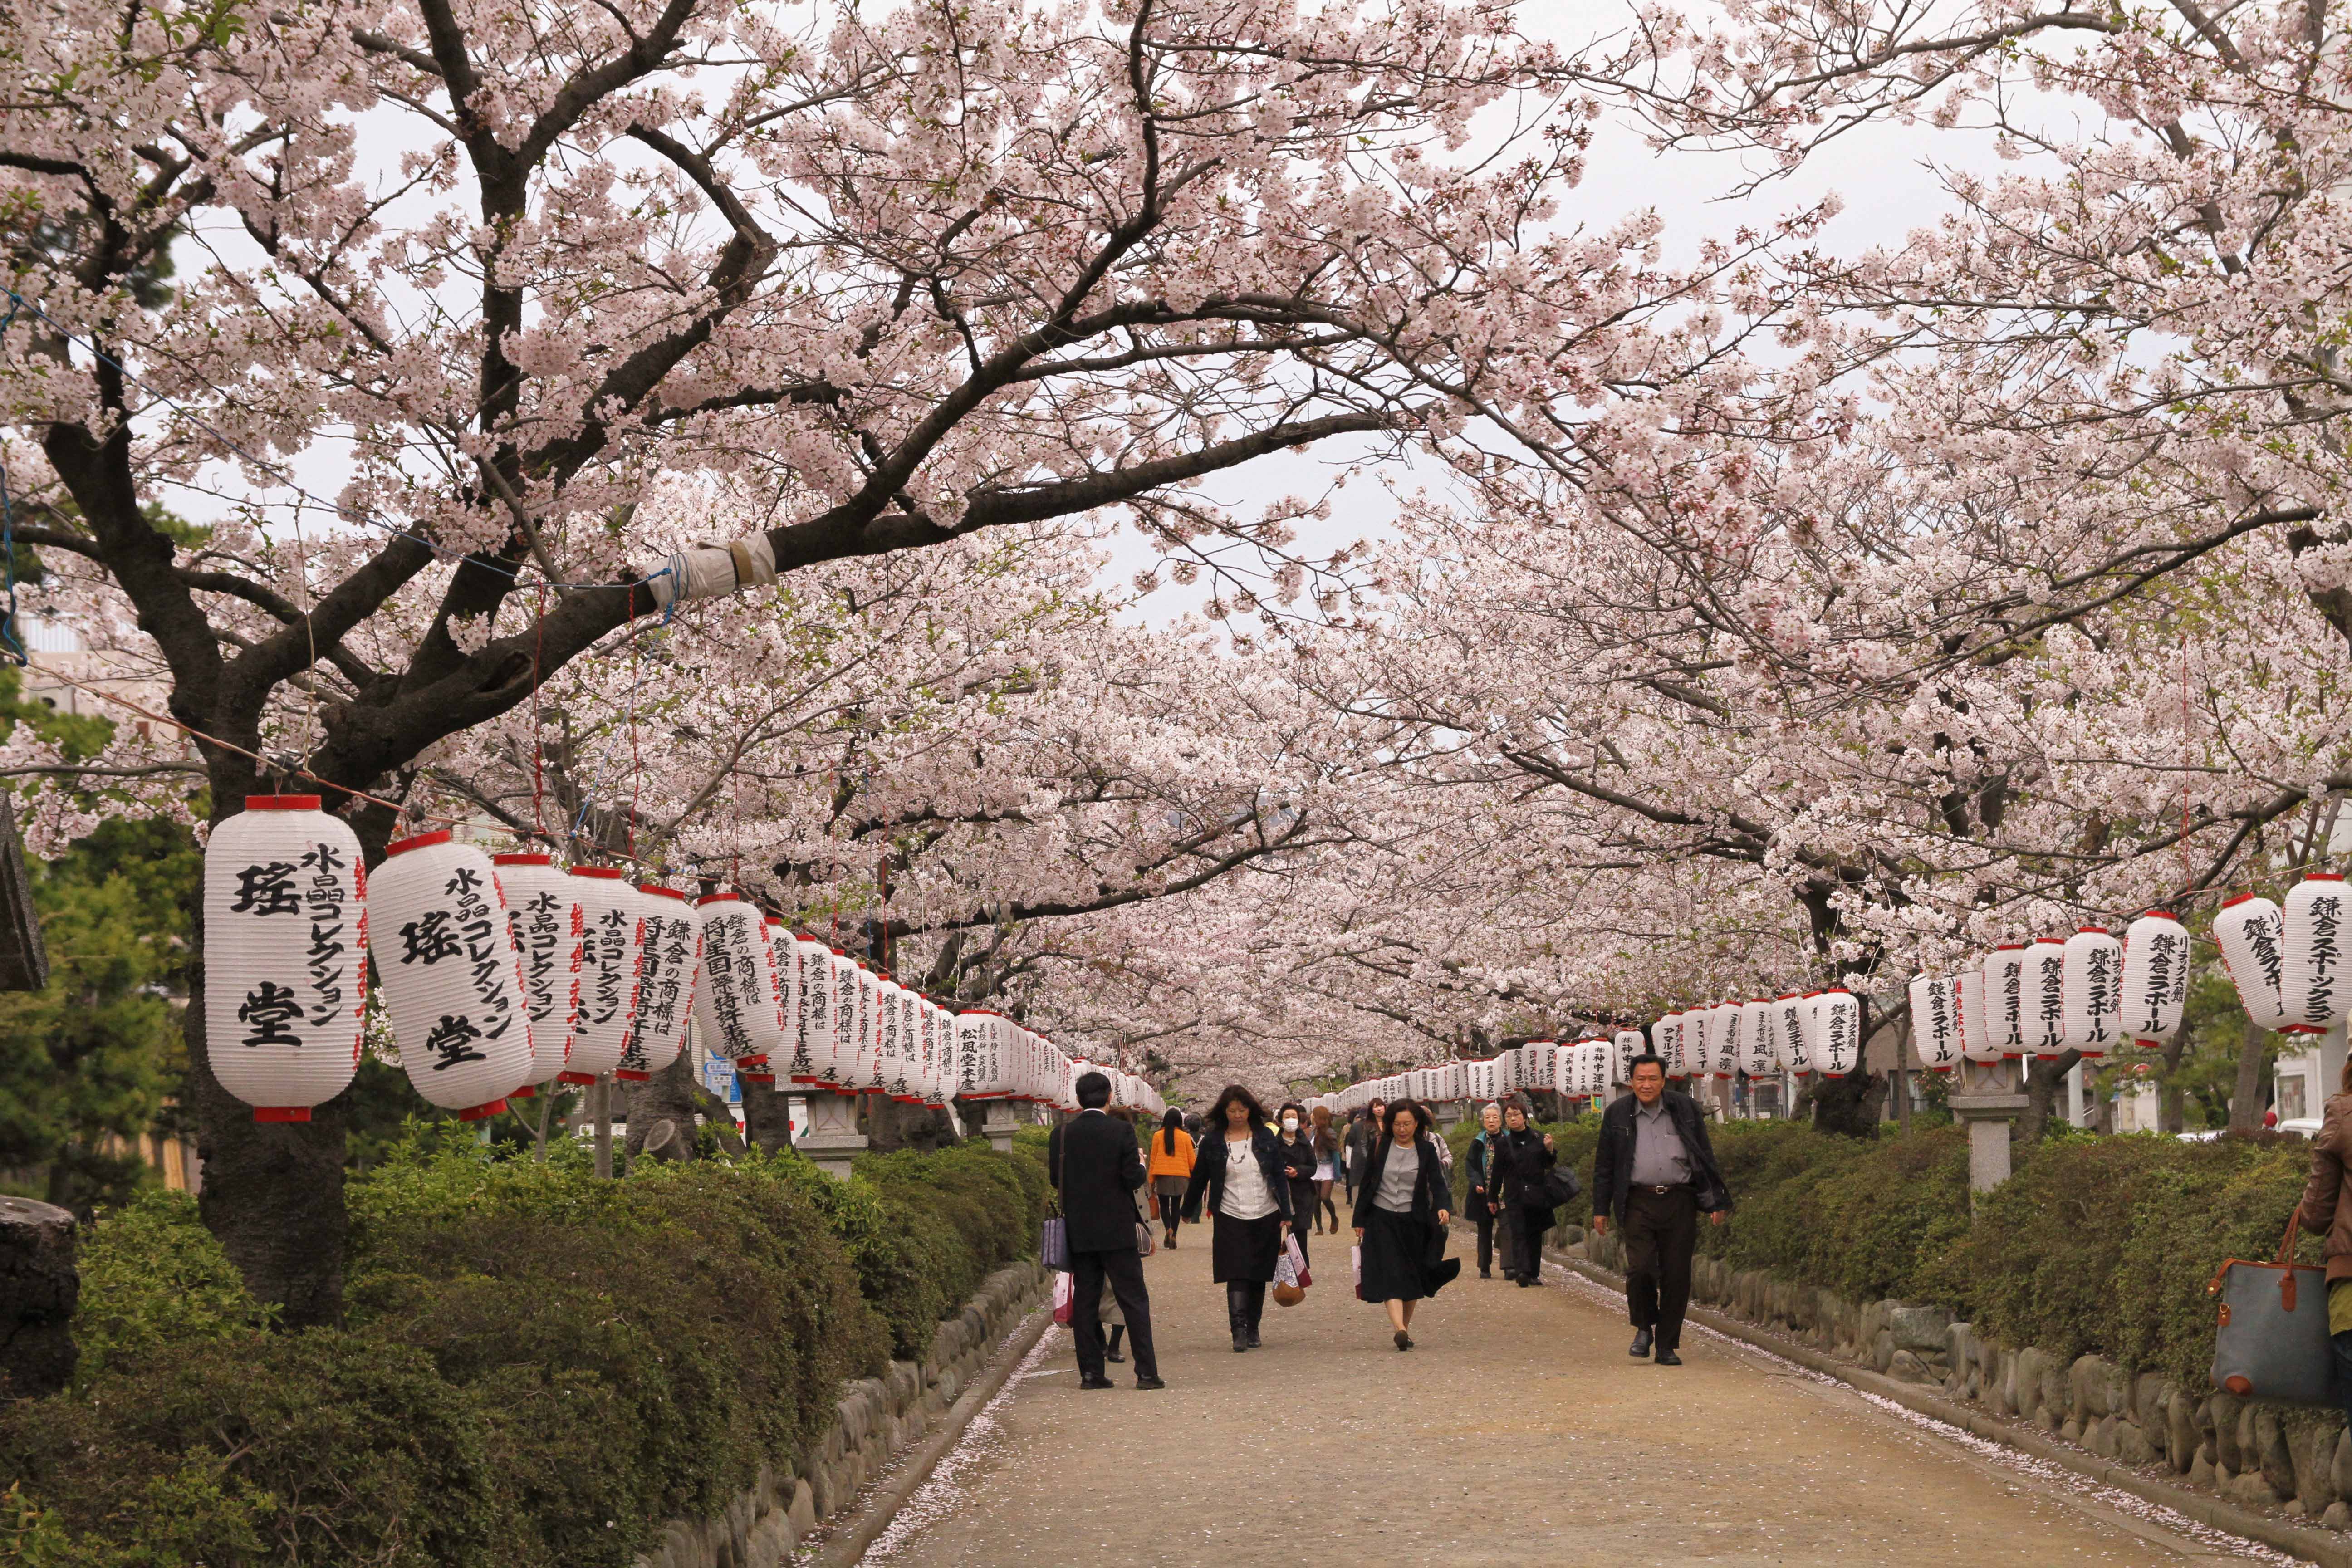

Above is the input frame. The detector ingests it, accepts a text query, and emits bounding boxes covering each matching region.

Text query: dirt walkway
[866,1221,2282,1567]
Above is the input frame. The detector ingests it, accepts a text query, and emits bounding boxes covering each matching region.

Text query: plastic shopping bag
[1352,1243,1366,1302]
[1051,1270,1075,1326]
[1284,1232,1312,1289]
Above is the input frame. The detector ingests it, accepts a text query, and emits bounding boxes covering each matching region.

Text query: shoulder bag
[2209,1211,2332,1402]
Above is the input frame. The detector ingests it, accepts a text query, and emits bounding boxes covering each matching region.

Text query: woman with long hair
[1309,1104,1343,1235]
[1181,1084,1294,1352]
[1351,1100,1459,1350]
[1147,1105,1195,1248]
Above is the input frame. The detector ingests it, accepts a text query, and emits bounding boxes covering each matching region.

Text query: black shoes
[1232,1333,1249,1353]
[1105,1348,1125,1363]
[1629,1328,1653,1358]
[1246,1326,1262,1348]
[1516,1276,1534,1289]
[1479,1268,1492,1279]
[1393,1330,1413,1352]
[1135,1375,1166,1390]
[1656,1350,1683,1367]
[1078,1375,1114,1390]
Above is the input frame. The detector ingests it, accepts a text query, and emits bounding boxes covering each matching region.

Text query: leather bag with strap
[2208,1212,2332,1403]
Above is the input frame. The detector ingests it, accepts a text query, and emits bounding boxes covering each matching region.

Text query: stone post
[799,1090,870,1180]
[1946,1058,2029,1197]
[0,1196,77,1397]
[981,1099,1020,1152]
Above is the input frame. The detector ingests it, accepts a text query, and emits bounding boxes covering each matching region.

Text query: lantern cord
[290,496,323,769]
[627,629,642,862]
[20,655,666,868]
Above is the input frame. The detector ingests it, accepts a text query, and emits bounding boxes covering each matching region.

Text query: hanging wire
[532,582,548,838]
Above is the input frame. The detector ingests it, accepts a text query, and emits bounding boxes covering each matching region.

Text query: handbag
[1041,1214,1070,1272]
[1526,1165,1581,1210]
[2209,1211,2333,1401]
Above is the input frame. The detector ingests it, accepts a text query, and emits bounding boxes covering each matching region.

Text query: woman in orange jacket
[1146,1106,1195,1248]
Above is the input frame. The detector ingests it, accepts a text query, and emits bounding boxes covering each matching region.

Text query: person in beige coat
[2296,1062,2352,1428]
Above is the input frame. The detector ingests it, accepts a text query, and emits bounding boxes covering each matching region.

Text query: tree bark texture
[862,1095,956,1152]
[624,1053,703,1162]
[740,1078,794,1154]
[2019,1050,2085,1143]
[2229,1017,2272,1132]
[1808,1070,1886,1137]
[0,1196,78,1397]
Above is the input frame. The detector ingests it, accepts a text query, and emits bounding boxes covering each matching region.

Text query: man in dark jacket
[1048,1072,1165,1389]
[1591,1054,1730,1367]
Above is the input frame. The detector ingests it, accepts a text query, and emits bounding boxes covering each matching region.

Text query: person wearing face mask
[1276,1101,1318,1267]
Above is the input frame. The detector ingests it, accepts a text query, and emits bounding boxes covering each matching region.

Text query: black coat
[1349,1135,1453,1230]
[1047,1111,1147,1253]
[1181,1125,1296,1225]
[1590,1089,1731,1225]
[1493,1126,1557,1215]
[1463,1131,1501,1219]
[1278,1128,1317,1190]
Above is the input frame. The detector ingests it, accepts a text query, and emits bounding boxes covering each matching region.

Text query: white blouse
[1217,1135,1278,1220]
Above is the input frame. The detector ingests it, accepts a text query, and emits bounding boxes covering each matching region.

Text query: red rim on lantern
[572,867,628,879]
[456,1099,507,1122]
[385,829,453,857]
[493,852,554,866]
[641,885,687,901]
[252,1106,312,1122]
[615,1070,650,1082]
[244,794,323,811]
[558,1071,598,1085]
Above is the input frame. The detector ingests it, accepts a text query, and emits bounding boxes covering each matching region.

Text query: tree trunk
[740,1078,794,1154]
[863,1095,955,1152]
[1809,1071,1886,1137]
[2229,1017,2271,1132]
[187,946,351,1328]
[0,1196,79,1397]
[624,1052,702,1162]
[2160,1019,2191,1134]
[2018,1050,2084,1142]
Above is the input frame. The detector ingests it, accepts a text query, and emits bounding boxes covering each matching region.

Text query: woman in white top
[1181,1084,1295,1353]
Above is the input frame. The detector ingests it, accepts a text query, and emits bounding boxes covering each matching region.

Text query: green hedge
[1455,1104,2317,1389]
[1,1130,1045,1568]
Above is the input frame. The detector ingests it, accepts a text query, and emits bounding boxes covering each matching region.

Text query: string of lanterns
[203,797,1163,1125]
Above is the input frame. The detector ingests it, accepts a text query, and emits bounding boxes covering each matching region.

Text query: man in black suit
[1047,1071,1165,1390]
[1591,1053,1731,1367]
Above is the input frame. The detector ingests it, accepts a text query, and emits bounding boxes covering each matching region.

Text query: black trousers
[1622,1185,1699,1351]
[1070,1247,1158,1380]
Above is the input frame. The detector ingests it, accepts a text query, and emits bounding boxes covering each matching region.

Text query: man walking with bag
[1047,1071,1166,1390]
[1591,1054,1730,1367]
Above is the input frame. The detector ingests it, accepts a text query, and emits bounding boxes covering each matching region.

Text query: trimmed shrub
[2,1128,1047,1568]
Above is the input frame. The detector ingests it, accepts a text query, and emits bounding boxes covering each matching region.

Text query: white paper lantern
[368,831,537,1118]
[1710,1001,1743,1079]
[844,962,882,1092]
[617,885,700,1081]
[1443,1062,1468,1101]
[1686,1008,1713,1079]
[2283,875,2351,1034]
[566,867,644,1083]
[1815,989,1862,1078]
[1738,1000,1774,1078]
[1654,1014,1683,1078]
[958,1010,1007,1098]
[818,949,857,1090]
[1957,969,1999,1065]
[486,855,581,1093]
[1773,994,1810,1074]
[2059,927,2123,1059]
[1579,1040,1612,1098]
[2022,937,2068,1059]
[922,998,952,1106]
[2118,911,2190,1046]
[2216,893,2291,1032]
[203,795,369,1121]
[1613,1030,1643,1083]
[1982,945,2028,1058]
[1909,973,1961,1073]
[692,895,788,1075]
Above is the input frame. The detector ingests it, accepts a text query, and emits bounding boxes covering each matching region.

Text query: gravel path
[867,1222,2272,1566]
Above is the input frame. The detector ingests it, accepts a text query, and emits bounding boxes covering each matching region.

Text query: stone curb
[1545,1245,2352,1568]
[801,1294,1054,1568]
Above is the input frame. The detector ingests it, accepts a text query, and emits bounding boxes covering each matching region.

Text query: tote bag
[2209,1213,2332,1402]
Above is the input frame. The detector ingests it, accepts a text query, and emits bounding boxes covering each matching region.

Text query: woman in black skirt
[1181,1084,1294,1353]
[1352,1101,1458,1350]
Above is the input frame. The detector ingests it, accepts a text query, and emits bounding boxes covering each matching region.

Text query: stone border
[632,1260,1051,1568]
[1544,1242,2352,1568]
